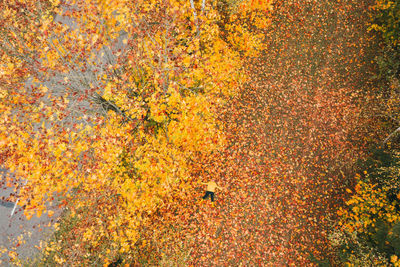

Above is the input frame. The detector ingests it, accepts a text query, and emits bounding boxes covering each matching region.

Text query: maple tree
[333,176,400,266]
[331,149,400,265]
[1,0,271,264]
[2,0,394,266]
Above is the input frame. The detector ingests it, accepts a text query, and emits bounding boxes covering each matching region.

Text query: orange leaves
[220,1,273,58]
[3,0,376,265]
[187,0,376,264]
[47,210,55,217]
[239,0,274,13]
[0,0,250,264]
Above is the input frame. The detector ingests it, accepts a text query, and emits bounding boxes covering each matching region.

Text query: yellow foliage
[0,0,269,263]
[339,180,400,235]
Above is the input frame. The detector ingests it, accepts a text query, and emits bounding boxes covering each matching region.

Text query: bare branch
[189,0,200,37]
[92,93,139,127]
[201,0,206,13]
[384,126,400,144]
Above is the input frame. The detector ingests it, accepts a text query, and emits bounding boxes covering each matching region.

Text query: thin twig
[383,126,400,144]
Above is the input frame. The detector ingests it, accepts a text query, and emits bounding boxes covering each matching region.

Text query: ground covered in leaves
[186,0,377,265]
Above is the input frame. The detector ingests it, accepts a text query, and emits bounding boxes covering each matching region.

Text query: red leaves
[183,0,373,265]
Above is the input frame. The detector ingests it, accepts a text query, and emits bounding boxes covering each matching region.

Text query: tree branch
[201,0,206,13]
[93,93,139,126]
[384,126,400,144]
[189,0,200,37]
